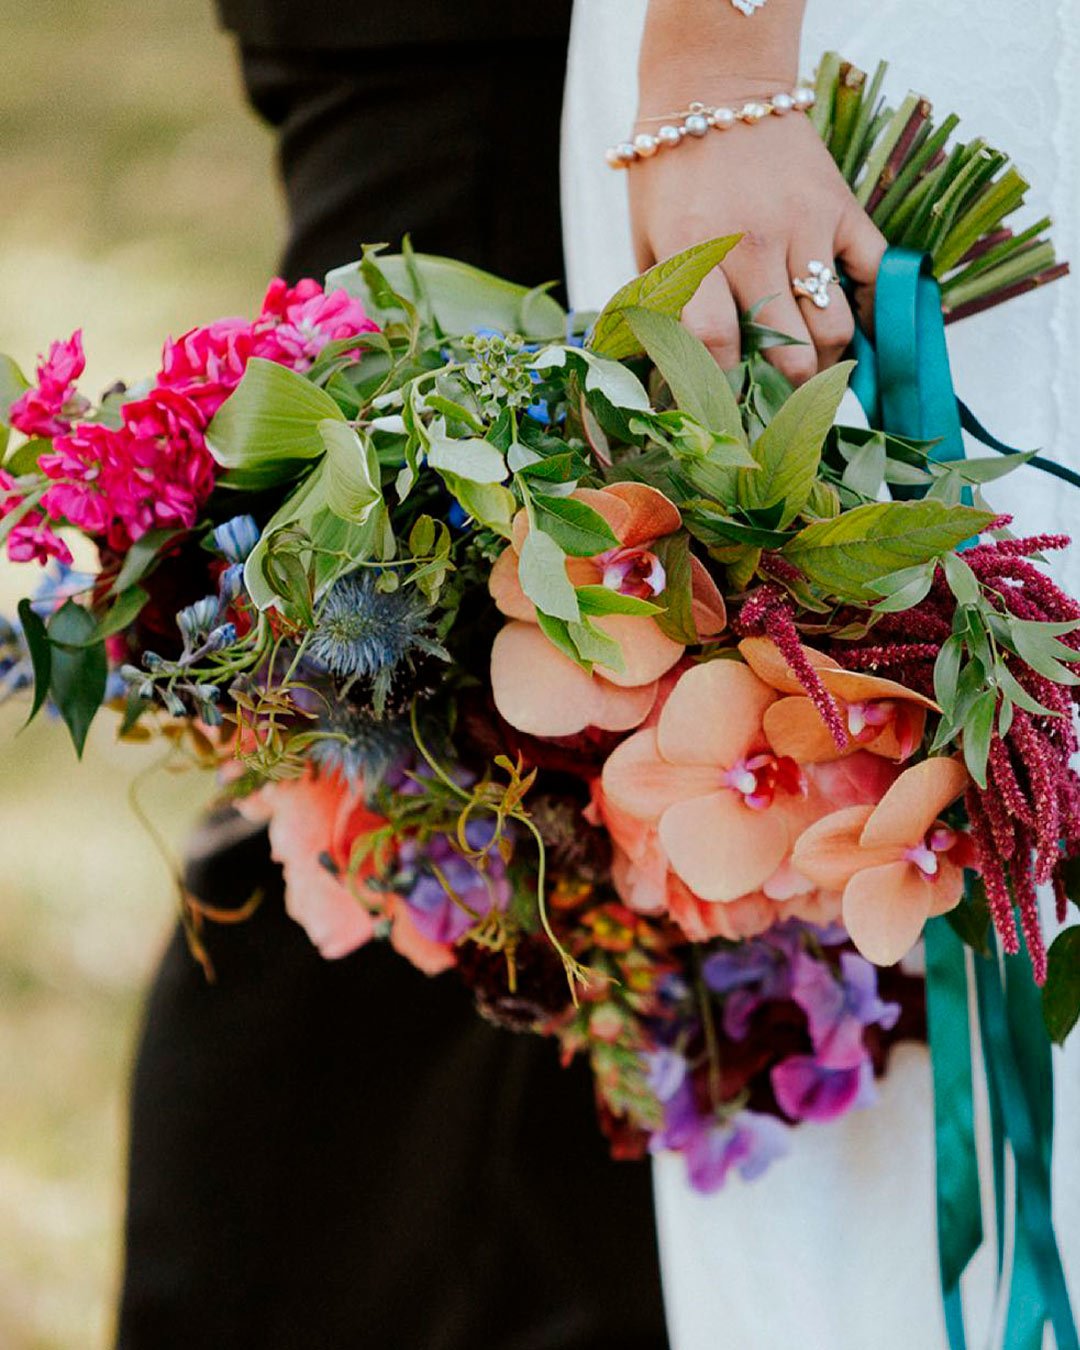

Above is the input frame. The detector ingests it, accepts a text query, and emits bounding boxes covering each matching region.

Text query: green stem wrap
[850,246,1077,1350]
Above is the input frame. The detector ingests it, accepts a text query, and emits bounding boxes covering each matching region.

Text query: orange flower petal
[860,756,970,850]
[589,676,660,732]
[593,613,684,686]
[842,860,935,965]
[601,727,718,822]
[738,636,840,695]
[489,545,536,621]
[660,791,790,901]
[279,860,376,959]
[689,556,727,637]
[572,487,633,540]
[510,509,530,554]
[866,706,929,762]
[490,621,602,737]
[820,668,939,711]
[764,696,850,763]
[389,901,457,975]
[603,481,682,546]
[790,805,886,891]
[666,874,779,942]
[928,857,967,917]
[657,660,775,768]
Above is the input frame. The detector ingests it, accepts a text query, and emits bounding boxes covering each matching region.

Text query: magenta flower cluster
[1,279,376,564]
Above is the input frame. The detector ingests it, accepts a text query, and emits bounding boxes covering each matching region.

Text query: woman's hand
[633,0,885,384]
[628,106,886,385]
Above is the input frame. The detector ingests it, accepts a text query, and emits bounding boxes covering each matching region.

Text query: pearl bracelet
[606,87,816,169]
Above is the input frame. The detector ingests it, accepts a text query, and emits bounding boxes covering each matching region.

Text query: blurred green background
[0,2,282,1344]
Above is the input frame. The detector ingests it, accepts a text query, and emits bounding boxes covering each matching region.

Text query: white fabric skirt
[561,3,1080,1345]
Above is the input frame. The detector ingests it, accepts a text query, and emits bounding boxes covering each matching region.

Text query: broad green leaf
[319,419,383,520]
[532,494,619,557]
[685,511,792,549]
[518,528,579,622]
[869,560,936,613]
[16,598,51,724]
[962,688,996,787]
[326,252,567,340]
[1042,927,1080,1044]
[933,635,965,715]
[569,618,624,672]
[427,433,507,484]
[536,611,588,668]
[782,500,995,602]
[996,663,1061,718]
[409,515,436,556]
[47,600,107,757]
[3,436,50,475]
[82,586,149,644]
[942,552,981,606]
[841,434,886,497]
[575,586,662,617]
[651,533,698,644]
[533,346,651,413]
[622,307,744,443]
[0,352,28,423]
[109,527,187,596]
[741,362,856,526]
[441,474,516,537]
[588,236,741,359]
[207,358,345,473]
[1008,619,1080,686]
[946,877,991,957]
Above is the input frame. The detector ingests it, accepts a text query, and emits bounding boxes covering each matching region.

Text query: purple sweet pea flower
[771,1050,878,1123]
[704,929,800,1041]
[790,950,900,1070]
[401,820,510,945]
[683,1111,791,1193]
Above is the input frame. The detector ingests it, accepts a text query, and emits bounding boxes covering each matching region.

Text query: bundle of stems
[812,53,1069,322]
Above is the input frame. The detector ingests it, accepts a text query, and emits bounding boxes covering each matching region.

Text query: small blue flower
[218,563,246,603]
[212,514,260,564]
[204,623,237,652]
[177,597,221,644]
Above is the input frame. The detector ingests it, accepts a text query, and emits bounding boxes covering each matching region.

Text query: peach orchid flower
[489,482,725,738]
[600,659,830,903]
[738,637,937,764]
[792,756,972,965]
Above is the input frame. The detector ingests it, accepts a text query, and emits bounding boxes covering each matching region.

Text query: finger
[835,207,887,335]
[681,265,741,370]
[788,247,855,369]
[726,240,817,386]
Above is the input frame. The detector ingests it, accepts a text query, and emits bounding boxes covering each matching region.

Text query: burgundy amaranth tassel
[736,586,848,749]
[1009,846,1048,986]
[966,789,1021,954]
[981,774,1020,860]
[1011,712,1063,885]
[987,736,1034,828]
[835,643,941,671]
[1053,867,1071,926]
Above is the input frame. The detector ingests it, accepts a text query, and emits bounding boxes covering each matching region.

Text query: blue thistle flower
[307,572,445,682]
[309,700,413,786]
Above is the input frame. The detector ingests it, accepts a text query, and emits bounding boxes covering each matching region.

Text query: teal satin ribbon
[851,247,1077,1350]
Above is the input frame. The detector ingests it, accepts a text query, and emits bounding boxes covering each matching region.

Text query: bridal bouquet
[2,64,1078,1196]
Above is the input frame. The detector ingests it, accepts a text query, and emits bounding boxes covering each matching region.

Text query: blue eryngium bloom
[212,514,260,563]
[307,572,442,681]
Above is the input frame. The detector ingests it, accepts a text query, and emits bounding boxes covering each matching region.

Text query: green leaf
[946,877,992,957]
[85,586,149,644]
[942,552,981,606]
[109,527,187,596]
[3,436,50,475]
[1042,927,1080,1044]
[871,566,936,613]
[622,307,744,442]
[651,533,698,644]
[535,611,588,668]
[962,688,997,788]
[741,362,856,526]
[47,600,107,757]
[0,352,29,422]
[534,346,652,413]
[326,252,567,340]
[782,500,995,602]
[841,433,886,497]
[409,515,436,557]
[518,528,579,622]
[206,358,345,475]
[441,474,516,536]
[568,618,624,672]
[995,663,1061,718]
[588,236,741,359]
[16,598,51,724]
[575,586,662,617]
[319,419,383,520]
[933,635,965,715]
[1007,619,1080,687]
[427,433,507,484]
[531,494,618,557]
[684,511,792,549]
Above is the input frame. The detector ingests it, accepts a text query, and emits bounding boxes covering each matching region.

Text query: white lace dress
[561,4,1080,1346]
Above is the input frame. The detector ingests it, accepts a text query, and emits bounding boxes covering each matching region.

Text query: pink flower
[157,317,254,420]
[8,331,89,438]
[251,278,377,371]
[0,471,73,565]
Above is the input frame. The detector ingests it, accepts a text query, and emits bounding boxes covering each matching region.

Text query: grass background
[0,3,282,1343]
